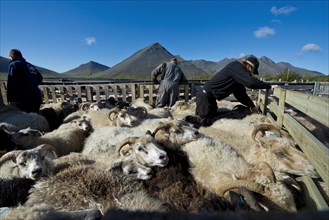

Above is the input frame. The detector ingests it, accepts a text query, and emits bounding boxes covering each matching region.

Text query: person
[195,55,278,126]
[151,57,188,108]
[7,49,43,113]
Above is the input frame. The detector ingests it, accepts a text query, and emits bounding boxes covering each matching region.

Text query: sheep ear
[145,130,153,136]
[109,160,123,171]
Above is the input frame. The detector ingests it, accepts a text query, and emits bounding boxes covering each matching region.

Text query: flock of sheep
[0,96,323,219]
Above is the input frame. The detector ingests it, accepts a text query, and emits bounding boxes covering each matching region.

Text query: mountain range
[0,42,324,81]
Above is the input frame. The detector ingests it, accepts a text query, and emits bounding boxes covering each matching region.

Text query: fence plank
[283,114,329,186]
[285,90,329,127]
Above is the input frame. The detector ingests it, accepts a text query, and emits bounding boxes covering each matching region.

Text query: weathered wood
[131,83,136,102]
[297,176,329,210]
[86,86,93,101]
[42,87,49,104]
[277,89,286,128]
[94,85,101,102]
[148,85,154,106]
[50,87,57,103]
[284,90,329,127]
[283,114,329,186]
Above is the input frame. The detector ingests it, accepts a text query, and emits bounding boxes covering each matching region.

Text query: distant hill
[1,42,325,81]
[91,42,210,80]
[0,56,61,80]
[62,61,109,77]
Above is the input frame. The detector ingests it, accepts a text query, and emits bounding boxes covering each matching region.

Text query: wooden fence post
[277,88,286,128]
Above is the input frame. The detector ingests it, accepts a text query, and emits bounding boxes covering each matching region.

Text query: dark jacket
[7,57,43,103]
[203,60,271,107]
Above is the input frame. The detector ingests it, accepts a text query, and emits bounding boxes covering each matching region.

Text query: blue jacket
[7,57,43,103]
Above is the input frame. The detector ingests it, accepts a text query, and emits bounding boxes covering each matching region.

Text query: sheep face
[153,120,200,150]
[75,117,92,133]
[109,109,133,127]
[112,159,153,180]
[256,137,319,178]
[15,151,49,180]
[9,127,43,146]
[119,134,169,167]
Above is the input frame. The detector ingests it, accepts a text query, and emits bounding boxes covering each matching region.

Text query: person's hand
[250,106,261,114]
[271,84,279,89]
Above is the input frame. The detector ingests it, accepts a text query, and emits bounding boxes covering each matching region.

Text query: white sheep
[82,107,134,129]
[198,114,319,178]
[0,105,49,132]
[10,116,92,156]
[0,144,57,180]
[82,130,169,168]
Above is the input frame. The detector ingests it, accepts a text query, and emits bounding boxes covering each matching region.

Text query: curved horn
[80,102,91,111]
[36,144,59,158]
[255,161,276,183]
[0,150,22,166]
[151,123,172,136]
[108,108,120,121]
[116,137,139,156]
[251,124,282,141]
[216,180,265,196]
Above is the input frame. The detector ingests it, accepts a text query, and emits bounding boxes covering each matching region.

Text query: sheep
[82,107,134,129]
[151,122,296,212]
[198,115,319,178]
[0,204,102,220]
[9,116,93,156]
[25,160,169,214]
[142,147,243,213]
[83,131,169,168]
[0,177,35,207]
[39,101,77,131]
[0,105,49,132]
[131,98,153,111]
[0,144,56,180]
[181,136,296,212]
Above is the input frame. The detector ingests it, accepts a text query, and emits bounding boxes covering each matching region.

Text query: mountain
[91,42,210,80]
[191,55,323,76]
[0,56,60,80]
[62,61,110,77]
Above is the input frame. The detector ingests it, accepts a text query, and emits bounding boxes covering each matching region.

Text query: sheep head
[108,108,133,127]
[251,124,319,178]
[116,133,169,167]
[0,144,56,180]
[110,159,153,180]
[152,120,200,150]
[9,127,43,147]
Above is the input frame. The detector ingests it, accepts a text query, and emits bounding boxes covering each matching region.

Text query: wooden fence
[257,88,329,211]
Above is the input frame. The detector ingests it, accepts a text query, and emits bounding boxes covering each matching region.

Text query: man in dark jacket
[151,57,187,107]
[7,49,43,113]
[195,55,277,126]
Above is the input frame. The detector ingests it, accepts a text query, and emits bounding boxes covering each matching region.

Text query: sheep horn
[0,150,22,166]
[216,180,265,196]
[251,124,282,141]
[108,108,120,121]
[232,104,248,111]
[80,102,91,111]
[255,161,276,183]
[36,144,59,158]
[152,123,172,136]
[117,137,139,156]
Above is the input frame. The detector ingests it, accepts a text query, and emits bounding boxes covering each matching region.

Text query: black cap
[245,55,259,75]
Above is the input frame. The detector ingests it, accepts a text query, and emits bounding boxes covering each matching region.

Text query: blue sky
[1,0,328,74]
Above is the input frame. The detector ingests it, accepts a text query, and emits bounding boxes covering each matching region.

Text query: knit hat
[245,55,259,75]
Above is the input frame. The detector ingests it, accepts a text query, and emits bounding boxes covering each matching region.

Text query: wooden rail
[257,88,329,211]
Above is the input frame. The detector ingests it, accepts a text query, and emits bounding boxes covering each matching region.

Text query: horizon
[1,0,328,75]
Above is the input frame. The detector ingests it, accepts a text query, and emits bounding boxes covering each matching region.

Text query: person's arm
[151,63,166,83]
[232,84,255,108]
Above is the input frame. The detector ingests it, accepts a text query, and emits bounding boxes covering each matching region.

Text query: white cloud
[254,26,275,38]
[271,19,281,24]
[301,43,321,52]
[239,53,246,58]
[85,37,96,45]
[271,6,297,16]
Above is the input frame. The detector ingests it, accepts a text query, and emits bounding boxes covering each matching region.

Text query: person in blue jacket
[151,57,188,107]
[195,55,278,126]
[7,49,43,113]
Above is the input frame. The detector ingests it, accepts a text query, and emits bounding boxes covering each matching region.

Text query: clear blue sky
[1,0,328,74]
